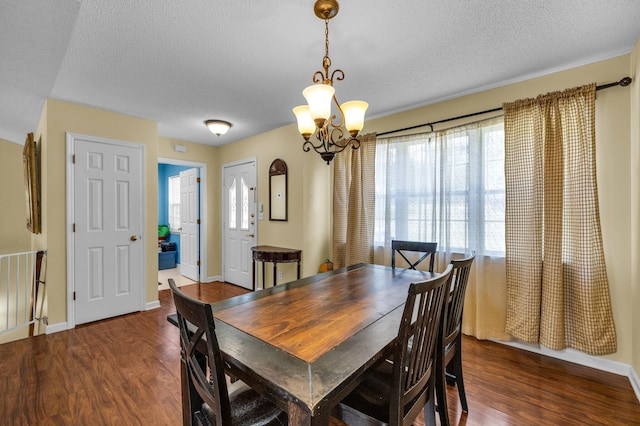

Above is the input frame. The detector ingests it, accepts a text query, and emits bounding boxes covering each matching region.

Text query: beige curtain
[503,84,616,355]
[333,133,377,268]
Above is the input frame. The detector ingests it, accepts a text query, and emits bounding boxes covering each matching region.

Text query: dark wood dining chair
[333,265,453,426]
[391,240,438,272]
[169,279,288,426]
[436,253,476,426]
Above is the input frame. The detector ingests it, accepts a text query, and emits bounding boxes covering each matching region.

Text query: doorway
[158,158,207,284]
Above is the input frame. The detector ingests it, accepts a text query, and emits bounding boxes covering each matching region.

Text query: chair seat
[201,380,287,425]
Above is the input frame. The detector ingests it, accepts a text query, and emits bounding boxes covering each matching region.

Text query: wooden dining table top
[214,264,420,363]
[198,263,435,424]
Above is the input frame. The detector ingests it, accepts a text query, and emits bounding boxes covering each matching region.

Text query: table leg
[262,261,266,290]
[274,263,278,287]
[287,401,311,426]
[252,259,256,291]
[297,260,301,279]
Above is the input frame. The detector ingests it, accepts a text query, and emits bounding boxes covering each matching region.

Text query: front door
[71,135,144,325]
[223,160,256,289]
[179,168,199,281]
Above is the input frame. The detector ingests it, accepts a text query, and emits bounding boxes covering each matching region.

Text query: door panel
[179,168,199,281]
[73,138,143,325]
[223,161,256,289]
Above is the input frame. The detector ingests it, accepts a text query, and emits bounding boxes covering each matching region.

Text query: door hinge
[197,177,200,183]
[72,223,76,232]
[197,219,200,225]
[72,154,76,164]
[197,260,201,266]
[73,291,76,301]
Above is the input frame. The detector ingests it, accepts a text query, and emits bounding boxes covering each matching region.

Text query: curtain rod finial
[619,77,632,87]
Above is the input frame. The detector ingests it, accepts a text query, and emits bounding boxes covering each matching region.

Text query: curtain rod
[377,76,633,137]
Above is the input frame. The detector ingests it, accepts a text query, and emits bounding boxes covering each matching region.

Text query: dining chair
[391,240,438,272]
[169,279,288,426]
[333,265,453,426]
[436,253,476,426]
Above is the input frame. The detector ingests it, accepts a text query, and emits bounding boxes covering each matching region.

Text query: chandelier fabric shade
[292,0,368,164]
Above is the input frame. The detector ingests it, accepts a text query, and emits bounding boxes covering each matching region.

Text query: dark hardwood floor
[1,281,638,425]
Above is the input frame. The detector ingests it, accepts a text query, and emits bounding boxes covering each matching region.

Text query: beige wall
[0,138,31,254]
[630,40,640,377]
[157,136,221,279]
[33,99,159,327]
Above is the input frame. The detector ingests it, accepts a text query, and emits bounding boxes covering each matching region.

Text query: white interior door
[72,136,144,325]
[179,168,199,281]
[223,161,256,289]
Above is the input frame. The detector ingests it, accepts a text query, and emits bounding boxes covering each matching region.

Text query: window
[168,175,181,232]
[374,117,505,256]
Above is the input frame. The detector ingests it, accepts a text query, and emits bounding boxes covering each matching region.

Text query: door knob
[246,234,255,238]
[130,235,138,241]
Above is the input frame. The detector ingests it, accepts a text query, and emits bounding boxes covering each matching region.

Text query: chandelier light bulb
[303,84,335,127]
[341,100,369,135]
[292,105,315,139]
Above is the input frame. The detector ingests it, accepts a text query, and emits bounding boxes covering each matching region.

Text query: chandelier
[292,0,368,164]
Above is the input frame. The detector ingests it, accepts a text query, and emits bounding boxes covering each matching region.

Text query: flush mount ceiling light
[292,0,368,165]
[204,119,232,136]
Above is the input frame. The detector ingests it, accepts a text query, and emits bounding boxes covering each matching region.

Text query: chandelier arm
[303,125,329,152]
[330,69,344,83]
[312,70,326,84]
[329,95,345,128]
[329,136,360,154]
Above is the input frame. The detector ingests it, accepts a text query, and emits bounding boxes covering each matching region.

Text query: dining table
[168,262,435,426]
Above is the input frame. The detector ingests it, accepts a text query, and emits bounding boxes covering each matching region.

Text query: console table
[251,245,301,291]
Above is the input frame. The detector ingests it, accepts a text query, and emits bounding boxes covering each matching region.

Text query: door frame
[66,133,146,329]
[158,157,208,283]
[222,157,257,286]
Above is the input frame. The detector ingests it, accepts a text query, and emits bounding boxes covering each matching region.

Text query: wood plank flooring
[1,281,638,425]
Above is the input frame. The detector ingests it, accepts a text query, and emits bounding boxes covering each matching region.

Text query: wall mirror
[269,159,288,221]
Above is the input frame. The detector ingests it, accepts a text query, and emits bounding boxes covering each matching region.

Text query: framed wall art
[23,132,41,234]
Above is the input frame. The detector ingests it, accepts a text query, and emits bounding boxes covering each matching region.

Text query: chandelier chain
[323,18,331,80]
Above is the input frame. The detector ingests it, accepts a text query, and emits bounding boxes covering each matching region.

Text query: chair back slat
[391,240,438,272]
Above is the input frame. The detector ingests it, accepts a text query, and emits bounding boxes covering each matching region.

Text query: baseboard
[493,339,630,376]
[493,339,640,403]
[46,322,69,334]
[204,275,224,283]
[146,300,160,310]
[631,366,640,402]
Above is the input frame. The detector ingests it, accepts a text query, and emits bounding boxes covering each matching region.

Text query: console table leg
[273,264,278,287]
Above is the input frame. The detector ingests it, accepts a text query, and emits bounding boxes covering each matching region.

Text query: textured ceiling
[2,0,640,146]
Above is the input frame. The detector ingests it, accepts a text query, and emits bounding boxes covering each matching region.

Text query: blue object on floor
[159,250,176,270]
